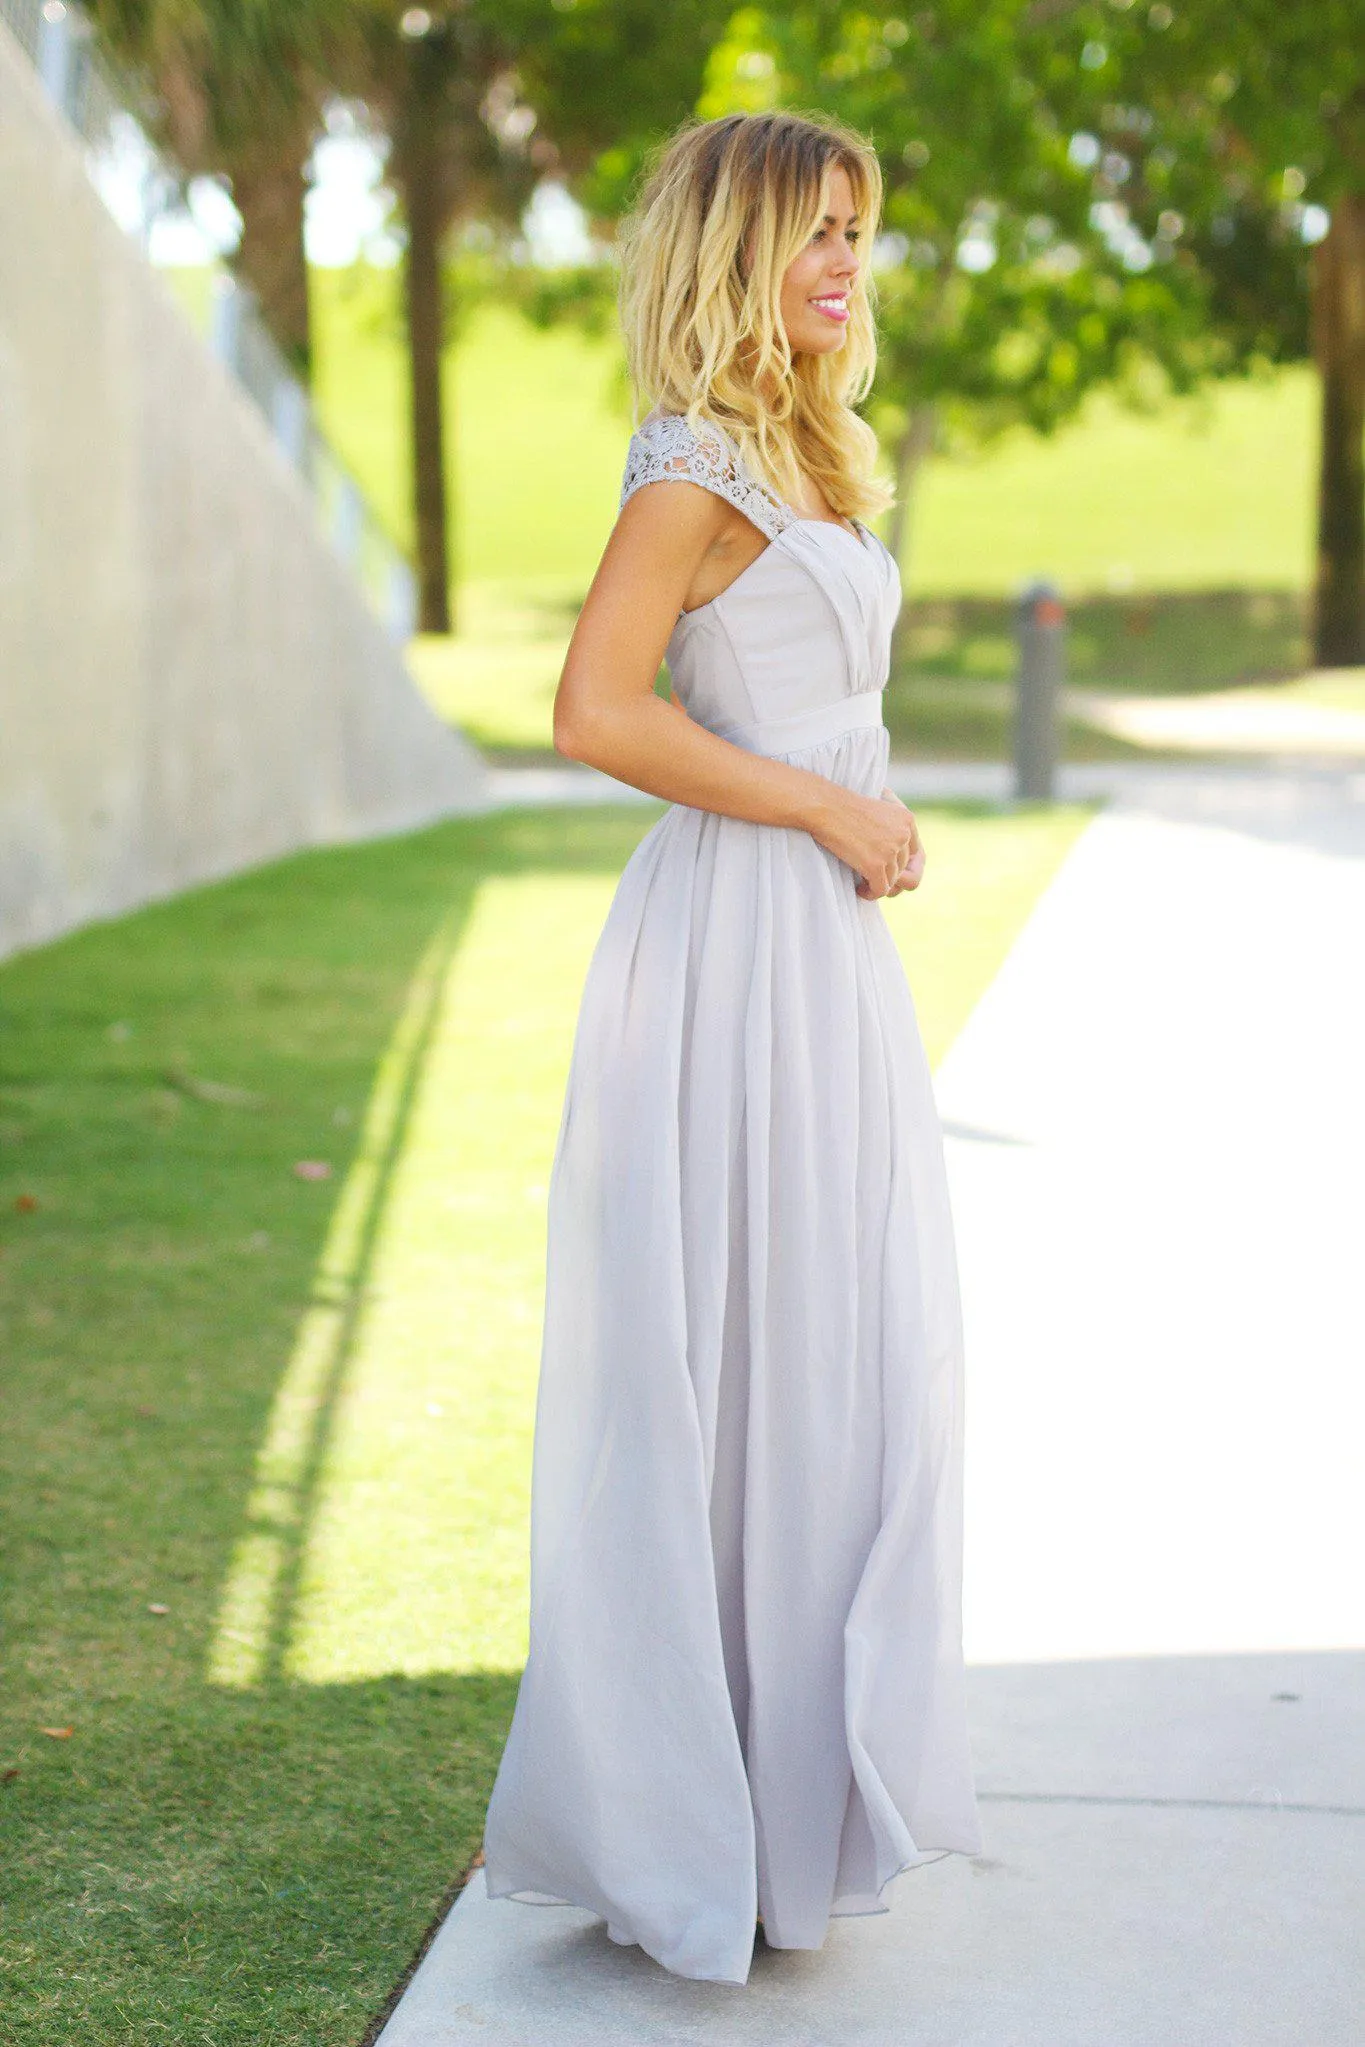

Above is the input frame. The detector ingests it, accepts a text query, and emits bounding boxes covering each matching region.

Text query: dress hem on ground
[483,1837,980,1985]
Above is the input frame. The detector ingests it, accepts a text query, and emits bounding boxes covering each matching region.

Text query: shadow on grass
[0,803,662,2047]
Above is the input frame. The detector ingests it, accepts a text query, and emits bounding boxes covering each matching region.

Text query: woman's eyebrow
[821,211,861,226]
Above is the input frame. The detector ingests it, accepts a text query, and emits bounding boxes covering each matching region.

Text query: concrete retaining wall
[0,23,488,963]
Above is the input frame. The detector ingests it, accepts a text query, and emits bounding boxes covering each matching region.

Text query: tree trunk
[232,148,312,381]
[884,404,937,570]
[886,404,937,663]
[395,131,453,636]
[1311,193,1365,669]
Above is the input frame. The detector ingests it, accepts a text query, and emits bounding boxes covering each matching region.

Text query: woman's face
[778,163,862,357]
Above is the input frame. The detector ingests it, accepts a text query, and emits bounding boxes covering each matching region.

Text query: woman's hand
[880,785,926,897]
[808,784,924,900]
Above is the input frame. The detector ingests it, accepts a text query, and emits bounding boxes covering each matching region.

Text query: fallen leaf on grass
[147,1603,170,1616]
[14,1193,37,1213]
[166,1067,268,1110]
[293,1160,332,1181]
[39,1727,73,1740]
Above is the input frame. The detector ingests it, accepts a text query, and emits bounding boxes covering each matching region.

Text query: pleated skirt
[482,721,983,1986]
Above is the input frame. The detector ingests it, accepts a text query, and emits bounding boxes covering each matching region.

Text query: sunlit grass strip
[208,912,462,1689]
[281,873,598,1684]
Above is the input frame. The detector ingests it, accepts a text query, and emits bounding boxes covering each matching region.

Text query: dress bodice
[619,411,902,761]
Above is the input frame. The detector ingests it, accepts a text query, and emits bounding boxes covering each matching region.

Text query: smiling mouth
[810,295,849,324]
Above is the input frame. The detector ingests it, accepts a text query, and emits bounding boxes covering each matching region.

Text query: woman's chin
[789,323,849,357]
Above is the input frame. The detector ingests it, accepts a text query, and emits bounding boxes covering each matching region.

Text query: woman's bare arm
[554,481,923,900]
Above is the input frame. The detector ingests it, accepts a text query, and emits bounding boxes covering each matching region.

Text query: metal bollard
[1013,578,1065,801]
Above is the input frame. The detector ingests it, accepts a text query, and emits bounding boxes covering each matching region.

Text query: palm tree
[88,0,333,377]
[350,0,736,633]
[345,3,539,634]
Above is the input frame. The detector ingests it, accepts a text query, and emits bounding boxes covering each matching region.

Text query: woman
[482,109,983,1987]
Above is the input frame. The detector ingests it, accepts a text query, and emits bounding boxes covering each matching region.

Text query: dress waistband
[708,688,886,758]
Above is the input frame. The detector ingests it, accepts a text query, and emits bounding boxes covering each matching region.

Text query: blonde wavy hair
[618,111,892,524]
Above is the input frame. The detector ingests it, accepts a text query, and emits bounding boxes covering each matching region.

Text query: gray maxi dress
[482,409,983,1986]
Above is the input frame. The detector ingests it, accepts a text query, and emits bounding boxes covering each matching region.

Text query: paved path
[480,757,1174,811]
[1069,683,1365,759]
[379,764,1365,2047]
[484,754,1365,812]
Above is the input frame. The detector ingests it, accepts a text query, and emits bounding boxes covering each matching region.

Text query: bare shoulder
[612,465,731,552]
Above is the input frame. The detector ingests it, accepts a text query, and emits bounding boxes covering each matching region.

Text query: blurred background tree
[338,4,536,633]
[1050,0,1364,663]
[337,0,730,632]
[88,0,334,375]
[696,0,1229,638]
[82,0,1362,676]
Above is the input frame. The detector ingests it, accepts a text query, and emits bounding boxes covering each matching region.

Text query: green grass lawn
[306,268,1315,599]
[1,797,1090,2045]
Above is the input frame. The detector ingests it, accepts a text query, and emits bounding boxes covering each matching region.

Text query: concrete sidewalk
[484,754,1365,812]
[1069,681,1365,759]
[379,764,1365,2047]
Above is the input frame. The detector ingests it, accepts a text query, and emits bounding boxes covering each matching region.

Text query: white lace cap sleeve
[619,411,793,542]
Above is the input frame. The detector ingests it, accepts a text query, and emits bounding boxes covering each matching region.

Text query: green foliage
[1052,0,1364,209]
[697,2,1220,467]
[502,0,732,186]
[504,260,621,340]
[87,0,336,161]
[1029,0,1357,372]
